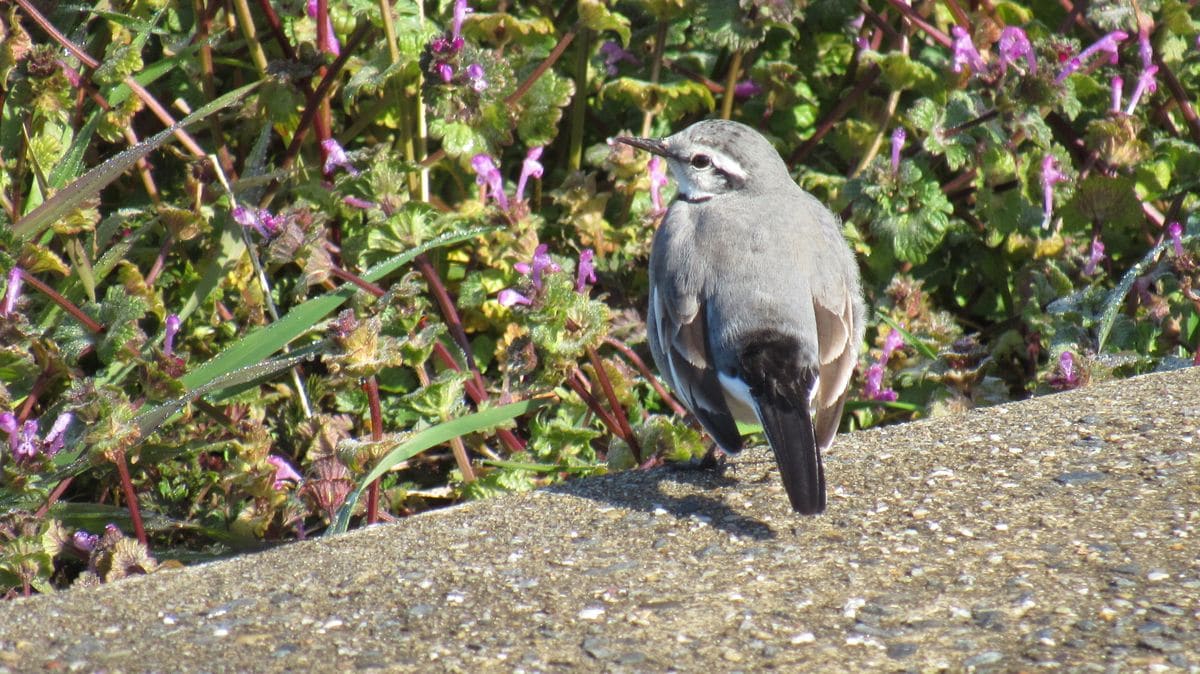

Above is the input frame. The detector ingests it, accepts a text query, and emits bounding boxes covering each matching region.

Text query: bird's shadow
[546,456,779,540]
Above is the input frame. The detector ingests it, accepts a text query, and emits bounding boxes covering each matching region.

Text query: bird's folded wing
[812,284,858,449]
[656,291,743,452]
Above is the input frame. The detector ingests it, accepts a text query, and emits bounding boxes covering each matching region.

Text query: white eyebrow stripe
[707,149,747,182]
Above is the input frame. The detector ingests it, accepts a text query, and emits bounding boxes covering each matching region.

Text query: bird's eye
[690,154,712,169]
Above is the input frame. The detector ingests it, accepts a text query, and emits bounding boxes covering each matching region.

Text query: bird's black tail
[755,394,825,514]
[737,331,825,515]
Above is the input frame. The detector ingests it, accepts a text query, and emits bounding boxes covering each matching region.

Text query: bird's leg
[697,443,729,475]
[663,442,728,475]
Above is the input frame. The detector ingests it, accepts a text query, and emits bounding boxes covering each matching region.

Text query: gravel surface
[1,367,1197,673]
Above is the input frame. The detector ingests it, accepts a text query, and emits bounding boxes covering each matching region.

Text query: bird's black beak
[613,136,669,157]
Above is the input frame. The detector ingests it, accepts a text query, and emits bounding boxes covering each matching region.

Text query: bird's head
[614,120,791,203]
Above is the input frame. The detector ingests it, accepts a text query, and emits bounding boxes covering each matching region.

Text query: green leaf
[865,52,938,94]
[429,118,487,159]
[94,285,148,364]
[515,68,575,147]
[466,12,555,44]
[579,0,631,45]
[328,396,553,534]
[599,78,715,116]
[1061,175,1143,234]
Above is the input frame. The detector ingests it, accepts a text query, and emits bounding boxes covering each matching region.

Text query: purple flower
[1125,64,1158,114]
[950,26,985,74]
[882,329,906,360]
[321,139,359,177]
[1111,75,1124,112]
[465,63,487,91]
[575,249,596,293]
[343,195,377,210]
[599,41,639,76]
[1139,30,1153,68]
[471,153,509,210]
[437,62,454,83]
[890,127,906,175]
[12,420,37,462]
[232,206,280,239]
[648,156,668,215]
[1040,155,1068,227]
[1057,31,1128,82]
[2,266,22,317]
[42,412,71,456]
[452,0,471,42]
[306,0,341,56]
[997,26,1037,75]
[4,411,71,463]
[497,289,532,307]
[1083,237,1106,275]
[1054,351,1081,390]
[862,363,898,402]
[514,244,560,290]
[73,530,99,553]
[266,455,302,489]
[1167,221,1184,256]
[515,147,544,203]
[733,79,762,99]
[164,314,181,358]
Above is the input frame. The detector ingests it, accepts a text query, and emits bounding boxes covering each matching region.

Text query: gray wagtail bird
[616,120,865,514]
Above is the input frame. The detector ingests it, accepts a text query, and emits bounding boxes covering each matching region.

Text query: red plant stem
[941,167,978,197]
[413,254,486,389]
[1153,55,1200,145]
[253,0,298,61]
[883,0,952,48]
[328,265,386,297]
[942,0,971,28]
[586,347,641,463]
[277,23,369,174]
[362,376,383,524]
[430,342,525,453]
[112,448,147,546]
[35,476,74,519]
[145,235,175,287]
[16,369,53,422]
[603,337,688,418]
[943,109,999,137]
[18,269,105,334]
[566,371,624,441]
[790,66,880,165]
[505,27,577,106]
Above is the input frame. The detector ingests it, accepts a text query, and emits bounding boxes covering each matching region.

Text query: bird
[615,120,865,514]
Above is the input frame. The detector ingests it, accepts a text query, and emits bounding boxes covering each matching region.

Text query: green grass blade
[875,310,939,360]
[136,342,325,438]
[48,112,102,189]
[12,81,260,243]
[179,226,496,392]
[1097,238,1169,352]
[328,396,552,535]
